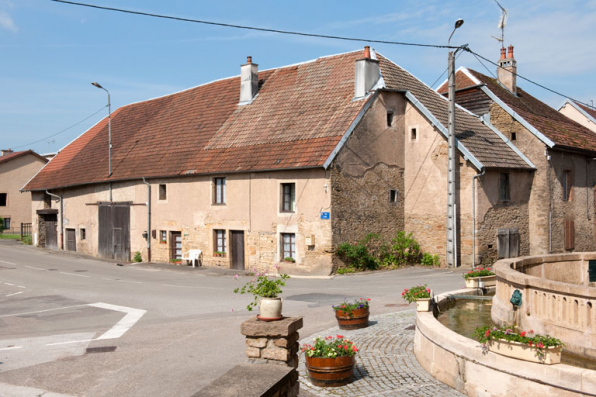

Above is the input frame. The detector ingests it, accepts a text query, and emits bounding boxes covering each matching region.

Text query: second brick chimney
[240,56,258,104]
[497,45,517,95]
[355,46,380,98]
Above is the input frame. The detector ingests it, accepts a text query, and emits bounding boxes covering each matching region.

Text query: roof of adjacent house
[438,68,596,153]
[0,150,48,166]
[559,98,596,124]
[24,50,531,191]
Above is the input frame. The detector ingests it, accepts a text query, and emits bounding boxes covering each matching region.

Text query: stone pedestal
[241,317,303,397]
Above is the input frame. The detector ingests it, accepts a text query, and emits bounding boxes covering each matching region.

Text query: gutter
[45,190,63,250]
[142,178,151,262]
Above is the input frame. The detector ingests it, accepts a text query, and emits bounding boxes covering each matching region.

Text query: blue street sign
[320,212,330,220]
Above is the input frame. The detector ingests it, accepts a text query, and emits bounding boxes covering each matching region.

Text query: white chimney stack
[240,56,258,104]
[355,46,380,98]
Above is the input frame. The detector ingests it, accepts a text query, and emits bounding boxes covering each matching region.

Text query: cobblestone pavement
[298,310,465,397]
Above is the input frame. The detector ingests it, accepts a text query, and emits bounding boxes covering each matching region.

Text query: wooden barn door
[98,202,131,261]
[231,231,245,270]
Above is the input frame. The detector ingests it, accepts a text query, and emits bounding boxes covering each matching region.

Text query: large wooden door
[231,231,245,270]
[98,203,131,261]
[66,229,76,252]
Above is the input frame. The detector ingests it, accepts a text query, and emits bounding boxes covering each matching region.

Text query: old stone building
[439,45,596,262]
[23,47,532,273]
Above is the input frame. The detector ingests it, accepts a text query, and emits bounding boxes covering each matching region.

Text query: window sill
[211,203,227,206]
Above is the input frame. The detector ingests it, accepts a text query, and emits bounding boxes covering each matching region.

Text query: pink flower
[529,330,534,334]
[426,288,430,293]
[401,292,405,296]
[344,345,348,350]
[520,331,526,337]
[230,308,234,312]
[234,274,239,279]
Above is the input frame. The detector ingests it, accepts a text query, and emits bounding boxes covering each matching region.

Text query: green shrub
[133,251,142,262]
[379,231,420,266]
[22,236,32,245]
[0,217,3,233]
[421,253,440,267]
[336,235,378,271]
[336,267,356,274]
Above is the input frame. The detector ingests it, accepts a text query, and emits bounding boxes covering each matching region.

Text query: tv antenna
[491,0,508,46]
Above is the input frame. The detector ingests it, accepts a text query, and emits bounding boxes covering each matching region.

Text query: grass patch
[0,234,20,240]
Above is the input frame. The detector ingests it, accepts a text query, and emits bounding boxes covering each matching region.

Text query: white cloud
[0,10,17,32]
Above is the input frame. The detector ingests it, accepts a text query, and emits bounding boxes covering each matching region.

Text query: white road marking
[102,277,114,281]
[88,302,147,340]
[46,339,93,346]
[6,291,23,297]
[116,280,142,284]
[0,304,88,318]
[4,283,14,286]
[59,272,91,278]
[0,346,23,351]
[0,260,17,266]
[17,285,26,289]
[25,265,47,271]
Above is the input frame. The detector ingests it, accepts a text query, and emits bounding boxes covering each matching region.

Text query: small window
[563,171,572,201]
[2,217,10,230]
[281,233,296,261]
[0,193,6,206]
[280,183,296,212]
[387,111,394,127]
[499,173,510,201]
[511,132,517,141]
[389,189,398,204]
[214,230,227,254]
[213,178,226,204]
[80,228,86,240]
[159,184,167,200]
[565,220,575,250]
[160,230,167,244]
[410,127,417,141]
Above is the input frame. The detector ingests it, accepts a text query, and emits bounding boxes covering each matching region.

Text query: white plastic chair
[181,249,203,268]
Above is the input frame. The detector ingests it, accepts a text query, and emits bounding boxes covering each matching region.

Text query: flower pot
[335,307,369,330]
[465,274,496,288]
[257,297,283,321]
[415,298,431,312]
[305,355,356,387]
[488,338,562,364]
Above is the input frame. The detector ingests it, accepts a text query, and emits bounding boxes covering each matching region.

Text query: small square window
[0,193,6,206]
[389,189,398,204]
[281,233,296,261]
[213,178,226,204]
[159,184,167,200]
[499,173,510,201]
[387,111,394,127]
[280,183,296,212]
[160,230,167,244]
[80,228,86,240]
[410,127,417,141]
[214,230,227,254]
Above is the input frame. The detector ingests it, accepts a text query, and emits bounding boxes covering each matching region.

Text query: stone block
[241,317,303,337]
[262,346,289,361]
[272,332,299,348]
[246,347,260,358]
[245,337,268,348]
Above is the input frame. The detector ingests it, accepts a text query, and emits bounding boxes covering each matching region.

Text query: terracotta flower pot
[335,307,369,330]
[305,355,356,387]
[257,297,283,321]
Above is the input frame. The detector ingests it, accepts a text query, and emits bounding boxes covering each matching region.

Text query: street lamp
[446,19,464,268]
[91,82,112,201]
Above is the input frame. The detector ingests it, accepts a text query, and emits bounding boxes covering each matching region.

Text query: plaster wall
[559,104,596,133]
[0,154,47,232]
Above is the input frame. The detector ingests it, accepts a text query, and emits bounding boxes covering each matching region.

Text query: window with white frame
[214,230,227,253]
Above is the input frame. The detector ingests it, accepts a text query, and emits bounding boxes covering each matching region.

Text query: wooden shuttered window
[564,220,575,251]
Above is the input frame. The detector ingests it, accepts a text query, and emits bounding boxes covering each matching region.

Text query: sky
[1,0,595,155]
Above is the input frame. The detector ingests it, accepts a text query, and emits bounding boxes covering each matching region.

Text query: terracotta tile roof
[444,68,596,153]
[0,150,47,166]
[24,50,530,191]
[379,56,531,169]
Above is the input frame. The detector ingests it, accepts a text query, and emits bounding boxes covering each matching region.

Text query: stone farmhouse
[558,98,596,133]
[24,47,536,274]
[438,45,596,262]
[0,150,48,234]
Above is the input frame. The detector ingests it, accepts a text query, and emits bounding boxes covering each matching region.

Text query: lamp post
[91,82,112,201]
[446,19,464,268]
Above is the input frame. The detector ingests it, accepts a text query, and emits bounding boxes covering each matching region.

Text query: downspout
[142,178,151,262]
[45,190,63,250]
[472,168,486,268]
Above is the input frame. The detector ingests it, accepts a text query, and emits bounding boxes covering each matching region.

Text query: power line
[12,105,107,150]
[51,0,457,50]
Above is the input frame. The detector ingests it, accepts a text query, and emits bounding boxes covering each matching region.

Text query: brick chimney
[1,149,13,156]
[355,46,380,98]
[239,56,258,104]
[497,45,517,95]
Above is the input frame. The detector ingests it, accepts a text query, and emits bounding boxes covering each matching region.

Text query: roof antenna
[491,0,508,46]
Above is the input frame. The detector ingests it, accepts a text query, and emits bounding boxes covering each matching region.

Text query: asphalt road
[0,240,467,396]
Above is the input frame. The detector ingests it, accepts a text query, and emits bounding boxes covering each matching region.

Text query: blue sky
[1,0,595,154]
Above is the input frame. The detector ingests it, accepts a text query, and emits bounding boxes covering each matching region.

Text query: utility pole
[446,19,464,268]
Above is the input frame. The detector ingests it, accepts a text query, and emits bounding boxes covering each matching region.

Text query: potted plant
[332,298,371,330]
[214,251,226,258]
[474,325,564,365]
[233,272,290,321]
[283,257,295,263]
[302,335,358,387]
[170,258,181,265]
[463,266,496,288]
[402,284,432,311]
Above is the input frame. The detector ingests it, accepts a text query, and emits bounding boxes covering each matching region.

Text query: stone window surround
[277,179,297,216]
[214,229,227,253]
[281,233,296,261]
[212,177,226,205]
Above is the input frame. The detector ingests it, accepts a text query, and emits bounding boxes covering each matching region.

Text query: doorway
[231,231,245,270]
[98,202,131,261]
[170,231,182,261]
[66,228,76,252]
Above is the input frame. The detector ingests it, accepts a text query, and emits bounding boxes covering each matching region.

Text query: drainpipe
[142,178,151,262]
[45,190,63,250]
[472,168,486,268]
